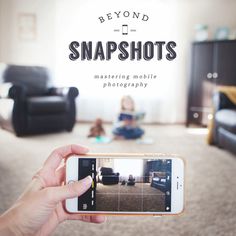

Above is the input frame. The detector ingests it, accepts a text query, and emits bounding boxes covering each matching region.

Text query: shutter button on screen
[68,180,76,184]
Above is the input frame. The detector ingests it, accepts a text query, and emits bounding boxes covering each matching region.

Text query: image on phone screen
[77,158,172,212]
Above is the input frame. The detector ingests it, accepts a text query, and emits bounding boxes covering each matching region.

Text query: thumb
[45,176,92,203]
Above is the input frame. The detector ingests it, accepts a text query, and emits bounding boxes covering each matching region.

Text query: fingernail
[81,175,92,186]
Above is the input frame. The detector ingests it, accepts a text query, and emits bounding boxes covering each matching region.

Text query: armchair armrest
[0,83,26,100]
[9,85,27,100]
[212,92,220,112]
[213,91,236,111]
[48,87,79,98]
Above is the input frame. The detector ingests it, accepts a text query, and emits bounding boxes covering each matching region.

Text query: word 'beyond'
[98,11,149,23]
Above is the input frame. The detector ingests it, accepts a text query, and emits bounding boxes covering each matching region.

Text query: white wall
[0,0,236,123]
[0,0,56,68]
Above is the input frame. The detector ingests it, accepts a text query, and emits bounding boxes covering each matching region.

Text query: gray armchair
[212,92,236,155]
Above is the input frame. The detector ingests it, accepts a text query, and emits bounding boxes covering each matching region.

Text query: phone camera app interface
[78,158,172,212]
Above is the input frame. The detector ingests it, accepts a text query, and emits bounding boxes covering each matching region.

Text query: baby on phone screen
[113,95,145,140]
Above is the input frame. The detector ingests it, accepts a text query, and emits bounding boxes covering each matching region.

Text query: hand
[0,144,106,236]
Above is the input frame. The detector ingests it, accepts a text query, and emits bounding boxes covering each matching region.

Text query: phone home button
[68,180,76,184]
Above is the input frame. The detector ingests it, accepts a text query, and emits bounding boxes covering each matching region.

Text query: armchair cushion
[27,96,68,115]
[214,92,236,111]
[3,65,50,96]
[48,87,79,98]
[215,109,236,134]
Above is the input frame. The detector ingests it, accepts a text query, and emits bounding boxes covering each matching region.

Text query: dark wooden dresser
[187,40,236,126]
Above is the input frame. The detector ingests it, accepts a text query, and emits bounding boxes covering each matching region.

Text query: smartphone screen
[76,158,172,213]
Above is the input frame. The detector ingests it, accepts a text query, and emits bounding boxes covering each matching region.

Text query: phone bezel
[65,153,185,216]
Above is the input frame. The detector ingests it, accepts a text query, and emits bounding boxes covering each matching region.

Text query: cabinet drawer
[189,111,201,124]
[188,110,212,126]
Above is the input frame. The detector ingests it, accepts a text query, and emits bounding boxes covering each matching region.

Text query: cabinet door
[190,43,214,108]
[188,43,215,126]
[216,41,236,86]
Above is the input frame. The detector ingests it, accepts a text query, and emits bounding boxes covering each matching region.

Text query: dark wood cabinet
[216,42,236,85]
[187,40,236,126]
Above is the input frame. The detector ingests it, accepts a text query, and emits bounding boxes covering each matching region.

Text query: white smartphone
[65,153,184,216]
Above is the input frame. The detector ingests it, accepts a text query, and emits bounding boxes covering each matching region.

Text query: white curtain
[114,159,143,178]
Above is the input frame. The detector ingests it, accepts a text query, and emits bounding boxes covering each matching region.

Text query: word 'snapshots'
[69,41,177,61]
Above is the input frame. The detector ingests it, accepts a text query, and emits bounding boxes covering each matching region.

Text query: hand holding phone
[66,153,185,216]
[0,145,105,236]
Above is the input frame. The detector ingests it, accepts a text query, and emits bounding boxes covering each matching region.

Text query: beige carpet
[96,183,165,212]
[0,124,236,236]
